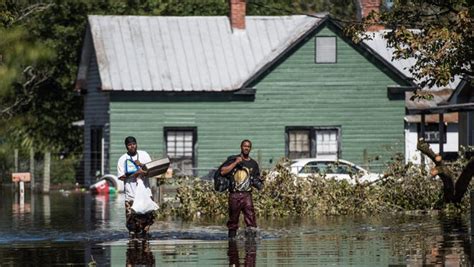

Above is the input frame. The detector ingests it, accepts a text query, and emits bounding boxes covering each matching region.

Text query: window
[299,161,361,175]
[165,127,197,176]
[288,130,310,159]
[286,127,341,159]
[315,36,336,63]
[90,126,103,177]
[300,161,326,174]
[418,123,446,143]
[315,129,338,157]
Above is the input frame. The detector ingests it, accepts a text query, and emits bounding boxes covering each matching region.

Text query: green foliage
[0,143,14,184]
[51,155,80,184]
[378,153,443,210]
[346,0,473,88]
[0,26,53,102]
[160,151,473,219]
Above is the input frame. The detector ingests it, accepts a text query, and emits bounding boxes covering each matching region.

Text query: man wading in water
[117,136,156,239]
[220,139,264,239]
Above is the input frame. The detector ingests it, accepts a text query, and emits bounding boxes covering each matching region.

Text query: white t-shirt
[117,150,152,201]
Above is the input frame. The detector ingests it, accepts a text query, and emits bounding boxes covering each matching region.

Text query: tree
[0,27,53,119]
[347,0,473,205]
[347,0,472,88]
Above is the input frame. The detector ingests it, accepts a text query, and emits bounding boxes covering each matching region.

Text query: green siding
[109,26,406,175]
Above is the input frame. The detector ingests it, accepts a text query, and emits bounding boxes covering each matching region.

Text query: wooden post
[439,113,444,155]
[14,149,19,191]
[14,149,19,172]
[420,114,426,169]
[19,181,25,212]
[43,152,50,193]
[363,149,369,170]
[159,184,164,206]
[30,148,35,190]
[257,149,262,167]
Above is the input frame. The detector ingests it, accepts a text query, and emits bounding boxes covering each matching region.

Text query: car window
[299,161,364,175]
[300,161,327,174]
[335,164,351,174]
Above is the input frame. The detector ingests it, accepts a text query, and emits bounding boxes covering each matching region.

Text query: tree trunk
[417,138,474,204]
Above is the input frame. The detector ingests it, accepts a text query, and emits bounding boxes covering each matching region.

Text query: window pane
[288,130,310,159]
[166,129,195,176]
[316,129,338,157]
[316,37,336,63]
[419,123,445,143]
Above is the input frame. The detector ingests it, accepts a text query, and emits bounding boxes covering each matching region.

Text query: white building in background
[364,34,462,165]
[404,89,459,164]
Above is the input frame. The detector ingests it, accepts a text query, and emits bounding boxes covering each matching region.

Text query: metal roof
[363,31,461,90]
[404,89,458,122]
[87,15,325,92]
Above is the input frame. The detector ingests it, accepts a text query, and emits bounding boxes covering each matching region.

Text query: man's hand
[220,156,243,176]
[132,168,146,178]
[234,157,243,164]
[134,160,143,167]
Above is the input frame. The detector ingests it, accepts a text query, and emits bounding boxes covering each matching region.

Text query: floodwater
[0,186,472,266]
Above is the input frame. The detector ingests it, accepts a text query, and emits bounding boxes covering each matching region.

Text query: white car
[282,158,382,183]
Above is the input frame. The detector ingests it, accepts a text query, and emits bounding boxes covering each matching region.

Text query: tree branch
[417,138,456,202]
[453,158,474,203]
[14,3,52,25]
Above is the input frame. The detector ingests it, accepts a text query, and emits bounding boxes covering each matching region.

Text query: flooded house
[75,1,420,186]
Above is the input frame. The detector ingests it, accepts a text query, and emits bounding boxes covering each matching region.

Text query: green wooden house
[75,9,414,186]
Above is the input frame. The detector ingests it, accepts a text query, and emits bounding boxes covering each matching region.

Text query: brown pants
[226,192,257,231]
[125,200,156,234]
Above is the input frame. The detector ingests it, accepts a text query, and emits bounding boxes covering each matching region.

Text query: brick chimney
[356,0,384,31]
[229,0,246,32]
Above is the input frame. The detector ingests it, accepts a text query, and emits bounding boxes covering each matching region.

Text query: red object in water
[91,179,109,194]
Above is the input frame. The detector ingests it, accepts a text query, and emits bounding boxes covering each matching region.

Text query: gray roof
[363,31,461,90]
[85,15,325,92]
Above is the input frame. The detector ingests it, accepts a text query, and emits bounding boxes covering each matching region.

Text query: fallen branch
[417,138,474,204]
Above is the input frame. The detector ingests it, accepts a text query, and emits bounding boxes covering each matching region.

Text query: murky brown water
[0,186,472,266]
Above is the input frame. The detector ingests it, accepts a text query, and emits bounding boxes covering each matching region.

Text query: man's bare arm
[220,157,242,176]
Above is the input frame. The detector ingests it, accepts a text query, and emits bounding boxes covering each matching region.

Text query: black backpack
[213,156,237,192]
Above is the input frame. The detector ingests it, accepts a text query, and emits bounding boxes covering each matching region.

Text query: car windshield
[299,161,362,175]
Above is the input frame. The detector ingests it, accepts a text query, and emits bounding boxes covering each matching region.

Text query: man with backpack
[218,139,264,239]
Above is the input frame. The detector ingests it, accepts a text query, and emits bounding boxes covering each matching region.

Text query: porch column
[420,114,426,168]
[438,113,444,155]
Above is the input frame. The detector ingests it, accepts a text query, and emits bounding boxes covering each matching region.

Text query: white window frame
[164,127,197,176]
[286,126,341,159]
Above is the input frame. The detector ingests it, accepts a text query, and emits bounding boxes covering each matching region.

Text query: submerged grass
[159,151,472,220]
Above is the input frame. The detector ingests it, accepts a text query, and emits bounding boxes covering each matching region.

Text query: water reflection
[228,239,257,267]
[419,213,471,266]
[126,240,155,267]
[0,186,472,266]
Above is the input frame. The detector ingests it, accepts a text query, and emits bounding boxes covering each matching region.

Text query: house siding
[108,26,408,175]
[84,54,110,185]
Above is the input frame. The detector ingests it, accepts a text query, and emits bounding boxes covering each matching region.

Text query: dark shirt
[224,155,261,192]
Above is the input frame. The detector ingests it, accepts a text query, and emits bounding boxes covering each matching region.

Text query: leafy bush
[51,155,80,185]
[160,151,473,220]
